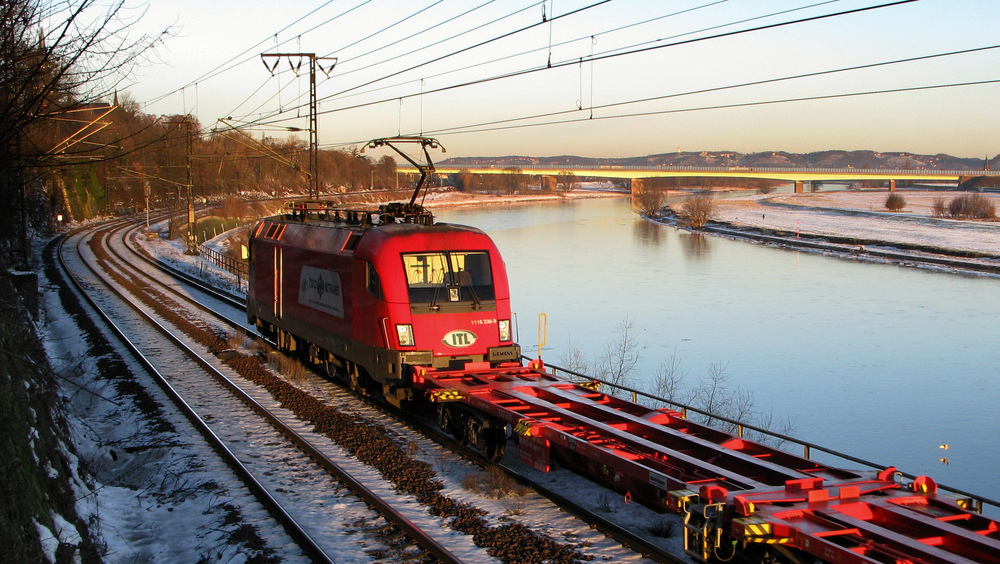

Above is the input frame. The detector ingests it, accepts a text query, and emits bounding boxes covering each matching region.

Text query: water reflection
[682,231,710,259]
[632,219,664,246]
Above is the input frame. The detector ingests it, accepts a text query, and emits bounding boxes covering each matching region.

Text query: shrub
[932,197,947,217]
[501,496,527,516]
[461,472,482,493]
[884,193,906,211]
[948,194,996,219]
[483,466,516,499]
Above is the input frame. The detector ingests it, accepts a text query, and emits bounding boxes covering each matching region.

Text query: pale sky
[125,0,1000,160]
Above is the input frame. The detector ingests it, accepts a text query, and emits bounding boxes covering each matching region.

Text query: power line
[320,0,727,106]
[329,0,532,82]
[227,1,606,130]
[228,0,499,125]
[143,0,346,107]
[424,44,1000,136]
[253,0,918,129]
[426,78,1000,137]
[220,1,376,119]
[308,1,612,111]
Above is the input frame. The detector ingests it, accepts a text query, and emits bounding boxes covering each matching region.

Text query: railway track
[53,218,468,563]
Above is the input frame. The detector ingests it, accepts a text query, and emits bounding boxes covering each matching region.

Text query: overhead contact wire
[323,0,726,104]
[425,44,1000,135]
[144,0,346,107]
[230,0,500,124]
[433,79,1000,136]
[254,0,918,129]
[233,0,604,129]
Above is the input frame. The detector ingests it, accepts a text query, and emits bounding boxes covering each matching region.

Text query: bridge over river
[403,164,1000,192]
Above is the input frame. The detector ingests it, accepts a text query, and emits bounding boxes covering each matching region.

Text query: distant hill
[441,150,996,171]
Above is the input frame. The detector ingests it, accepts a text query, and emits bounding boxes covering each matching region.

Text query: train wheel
[465,416,481,450]
[465,417,505,461]
[438,404,467,445]
[482,436,506,462]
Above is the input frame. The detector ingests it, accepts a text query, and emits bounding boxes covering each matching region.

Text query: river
[436,195,1000,507]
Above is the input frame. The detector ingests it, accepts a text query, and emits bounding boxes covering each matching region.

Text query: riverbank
[420,184,627,209]
[664,189,1000,275]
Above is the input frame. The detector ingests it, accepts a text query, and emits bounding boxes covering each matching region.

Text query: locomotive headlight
[498,319,511,342]
[396,324,415,346]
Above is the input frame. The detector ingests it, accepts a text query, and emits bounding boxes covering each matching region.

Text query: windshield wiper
[429,283,442,311]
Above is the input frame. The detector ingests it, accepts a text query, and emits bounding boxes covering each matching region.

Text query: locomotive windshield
[402,251,495,308]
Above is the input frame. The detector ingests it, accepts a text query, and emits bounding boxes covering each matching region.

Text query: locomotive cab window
[402,251,495,309]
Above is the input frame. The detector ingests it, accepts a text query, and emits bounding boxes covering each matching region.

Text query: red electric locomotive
[247,200,521,407]
[247,138,520,459]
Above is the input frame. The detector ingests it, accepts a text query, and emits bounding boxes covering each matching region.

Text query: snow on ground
[708,190,1000,256]
[134,220,248,296]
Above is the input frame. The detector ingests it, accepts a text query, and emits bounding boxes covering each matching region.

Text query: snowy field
[709,190,1000,256]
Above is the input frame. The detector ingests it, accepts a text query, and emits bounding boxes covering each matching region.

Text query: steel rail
[54,226,335,564]
[75,220,465,564]
[119,223,247,312]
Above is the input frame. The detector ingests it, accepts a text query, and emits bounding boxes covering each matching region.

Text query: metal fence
[198,243,248,289]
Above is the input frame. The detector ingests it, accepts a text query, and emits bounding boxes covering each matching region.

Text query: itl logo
[442,330,477,348]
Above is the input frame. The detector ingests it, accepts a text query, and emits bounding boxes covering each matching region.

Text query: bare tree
[688,361,736,431]
[556,171,578,192]
[677,192,716,228]
[557,336,592,379]
[501,166,525,196]
[634,186,666,217]
[649,349,687,406]
[594,315,641,392]
[0,0,173,265]
[453,169,474,192]
[932,196,947,217]
[684,362,795,445]
[745,409,796,449]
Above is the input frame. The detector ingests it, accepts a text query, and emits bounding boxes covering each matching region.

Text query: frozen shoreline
[703,189,1000,256]
[659,189,1000,275]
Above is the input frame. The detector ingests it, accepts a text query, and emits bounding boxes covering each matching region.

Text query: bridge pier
[540,175,556,193]
[630,178,644,195]
[794,180,804,193]
[889,179,896,192]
